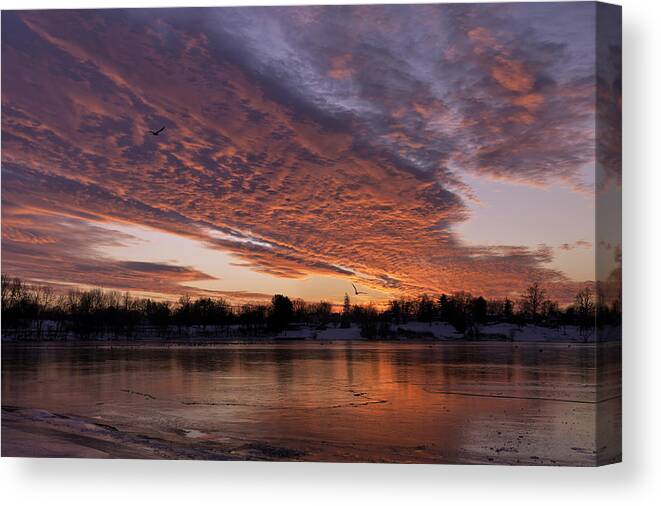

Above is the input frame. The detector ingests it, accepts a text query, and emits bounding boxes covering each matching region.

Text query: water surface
[1,342,621,464]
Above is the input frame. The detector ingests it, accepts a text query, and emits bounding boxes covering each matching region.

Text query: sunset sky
[1,3,621,305]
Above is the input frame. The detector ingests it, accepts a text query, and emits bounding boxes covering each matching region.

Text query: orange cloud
[513,93,545,111]
[490,56,535,93]
[328,54,354,80]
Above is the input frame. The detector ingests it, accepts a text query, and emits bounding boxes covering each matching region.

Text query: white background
[0,0,658,504]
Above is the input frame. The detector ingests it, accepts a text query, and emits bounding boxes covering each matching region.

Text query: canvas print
[1,2,621,465]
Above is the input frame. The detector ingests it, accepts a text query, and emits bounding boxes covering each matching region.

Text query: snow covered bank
[1,321,620,343]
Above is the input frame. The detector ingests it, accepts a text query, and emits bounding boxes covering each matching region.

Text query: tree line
[1,275,620,338]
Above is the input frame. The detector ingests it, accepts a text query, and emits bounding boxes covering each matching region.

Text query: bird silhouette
[352,283,368,296]
[148,126,165,136]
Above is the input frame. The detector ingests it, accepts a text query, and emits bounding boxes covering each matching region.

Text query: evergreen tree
[340,293,351,328]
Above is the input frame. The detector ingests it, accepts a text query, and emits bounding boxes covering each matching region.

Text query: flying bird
[352,283,368,296]
[148,126,165,136]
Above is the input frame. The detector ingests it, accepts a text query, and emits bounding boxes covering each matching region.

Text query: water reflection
[2,342,621,464]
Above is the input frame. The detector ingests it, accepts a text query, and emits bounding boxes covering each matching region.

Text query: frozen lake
[1,342,621,465]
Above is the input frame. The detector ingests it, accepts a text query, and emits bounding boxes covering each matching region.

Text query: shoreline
[1,321,621,345]
[1,338,621,347]
[1,406,240,460]
[1,405,617,465]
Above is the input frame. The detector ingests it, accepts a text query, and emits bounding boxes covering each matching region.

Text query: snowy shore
[1,321,621,343]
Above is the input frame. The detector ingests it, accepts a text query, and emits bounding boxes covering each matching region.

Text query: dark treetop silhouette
[1,274,620,341]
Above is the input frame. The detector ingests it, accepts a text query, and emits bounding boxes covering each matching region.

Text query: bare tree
[520,282,547,322]
[574,287,595,341]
